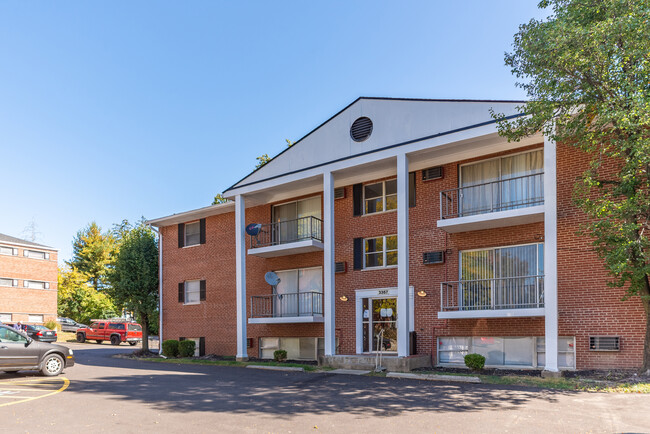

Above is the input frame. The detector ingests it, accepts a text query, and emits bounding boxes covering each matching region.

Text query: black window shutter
[199,337,206,356]
[178,282,184,303]
[353,183,363,216]
[353,238,363,270]
[179,337,186,341]
[178,223,185,248]
[199,218,206,244]
[409,172,416,208]
[200,280,206,301]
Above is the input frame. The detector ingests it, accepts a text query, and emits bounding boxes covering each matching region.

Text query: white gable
[229,98,524,190]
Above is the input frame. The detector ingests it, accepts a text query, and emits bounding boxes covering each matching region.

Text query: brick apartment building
[0,233,58,325]
[148,97,646,372]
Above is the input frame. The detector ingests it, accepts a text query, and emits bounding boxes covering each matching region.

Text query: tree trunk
[141,313,149,353]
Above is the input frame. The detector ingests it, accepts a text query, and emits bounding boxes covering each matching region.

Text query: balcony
[248,216,324,258]
[438,173,545,233]
[249,292,324,324]
[438,275,545,319]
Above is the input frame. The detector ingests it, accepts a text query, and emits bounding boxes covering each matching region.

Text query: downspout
[149,225,163,355]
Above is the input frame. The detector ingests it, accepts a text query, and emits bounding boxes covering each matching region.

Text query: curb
[387,372,481,383]
[246,365,305,372]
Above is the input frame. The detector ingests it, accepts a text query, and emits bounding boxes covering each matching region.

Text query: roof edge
[146,201,235,227]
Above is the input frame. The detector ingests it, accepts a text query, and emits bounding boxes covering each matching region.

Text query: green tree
[58,266,116,324]
[492,0,650,372]
[212,193,229,205]
[255,153,271,169]
[109,223,159,353]
[68,222,117,291]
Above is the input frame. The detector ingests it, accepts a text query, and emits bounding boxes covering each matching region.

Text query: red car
[76,320,142,346]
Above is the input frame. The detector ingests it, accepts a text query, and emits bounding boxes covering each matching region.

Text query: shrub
[179,340,196,358]
[274,350,287,362]
[44,320,59,331]
[464,353,486,371]
[162,339,179,357]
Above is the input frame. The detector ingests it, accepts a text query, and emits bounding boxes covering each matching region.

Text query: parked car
[76,320,142,346]
[18,324,58,343]
[0,324,74,376]
[57,317,87,333]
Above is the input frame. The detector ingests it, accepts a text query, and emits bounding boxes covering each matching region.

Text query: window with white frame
[28,314,44,323]
[23,280,50,290]
[184,280,201,305]
[0,278,18,287]
[0,245,17,256]
[24,249,50,260]
[185,222,201,247]
[364,235,397,268]
[0,313,12,322]
[364,179,397,214]
[438,336,575,369]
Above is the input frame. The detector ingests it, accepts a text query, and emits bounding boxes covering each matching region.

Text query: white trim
[147,201,235,227]
[271,194,322,209]
[438,308,545,319]
[0,242,58,252]
[323,171,336,356]
[458,147,544,171]
[247,239,324,258]
[543,133,559,372]
[437,205,544,233]
[235,195,248,359]
[397,153,410,357]
[248,316,324,324]
[355,286,414,355]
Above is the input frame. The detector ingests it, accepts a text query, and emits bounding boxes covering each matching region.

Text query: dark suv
[0,324,74,376]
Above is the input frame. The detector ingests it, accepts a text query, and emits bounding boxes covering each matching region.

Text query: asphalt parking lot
[2,342,650,433]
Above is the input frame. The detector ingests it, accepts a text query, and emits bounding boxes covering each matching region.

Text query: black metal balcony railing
[251,292,324,318]
[440,173,544,219]
[250,216,323,248]
[440,275,544,312]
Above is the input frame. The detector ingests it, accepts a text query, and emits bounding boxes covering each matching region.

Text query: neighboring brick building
[148,97,646,372]
[0,233,58,325]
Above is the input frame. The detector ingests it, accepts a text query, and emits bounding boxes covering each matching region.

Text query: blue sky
[0,1,548,262]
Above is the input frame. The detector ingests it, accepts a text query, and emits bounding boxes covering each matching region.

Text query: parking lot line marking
[0,377,69,408]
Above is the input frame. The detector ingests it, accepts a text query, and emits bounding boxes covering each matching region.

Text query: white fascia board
[438,308,545,319]
[248,316,324,324]
[147,202,235,227]
[226,122,505,198]
[437,206,545,233]
[0,241,59,252]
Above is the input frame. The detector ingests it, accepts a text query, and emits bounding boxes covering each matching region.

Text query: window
[0,278,18,287]
[23,280,50,290]
[259,337,322,360]
[24,250,49,260]
[274,267,323,316]
[459,149,544,216]
[28,314,44,323]
[438,336,575,369]
[185,222,201,246]
[459,243,544,310]
[109,323,125,330]
[0,313,12,322]
[98,323,105,329]
[364,180,396,214]
[364,235,397,268]
[184,280,201,305]
[0,245,17,256]
[0,327,28,343]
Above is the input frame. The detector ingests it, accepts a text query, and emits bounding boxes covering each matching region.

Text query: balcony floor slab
[248,239,324,258]
[438,307,545,319]
[437,205,544,233]
[248,316,325,324]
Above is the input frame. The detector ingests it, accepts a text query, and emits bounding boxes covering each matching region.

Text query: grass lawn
[140,356,331,372]
[57,331,78,343]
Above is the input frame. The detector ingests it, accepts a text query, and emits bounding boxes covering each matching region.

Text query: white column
[397,153,410,357]
[323,172,336,356]
[235,194,248,360]
[543,134,559,372]
[157,228,163,355]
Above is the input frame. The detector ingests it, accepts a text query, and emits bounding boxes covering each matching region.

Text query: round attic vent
[350,117,373,142]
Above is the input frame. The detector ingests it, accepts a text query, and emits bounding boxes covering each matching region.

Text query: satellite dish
[246,223,262,236]
[265,271,281,287]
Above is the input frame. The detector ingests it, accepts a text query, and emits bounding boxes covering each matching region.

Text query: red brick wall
[0,246,58,323]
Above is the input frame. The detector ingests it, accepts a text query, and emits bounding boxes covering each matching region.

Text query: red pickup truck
[76,320,142,346]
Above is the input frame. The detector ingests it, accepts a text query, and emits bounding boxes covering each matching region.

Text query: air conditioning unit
[334,261,347,273]
[589,336,620,351]
[422,166,443,181]
[334,187,345,199]
[423,251,445,265]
